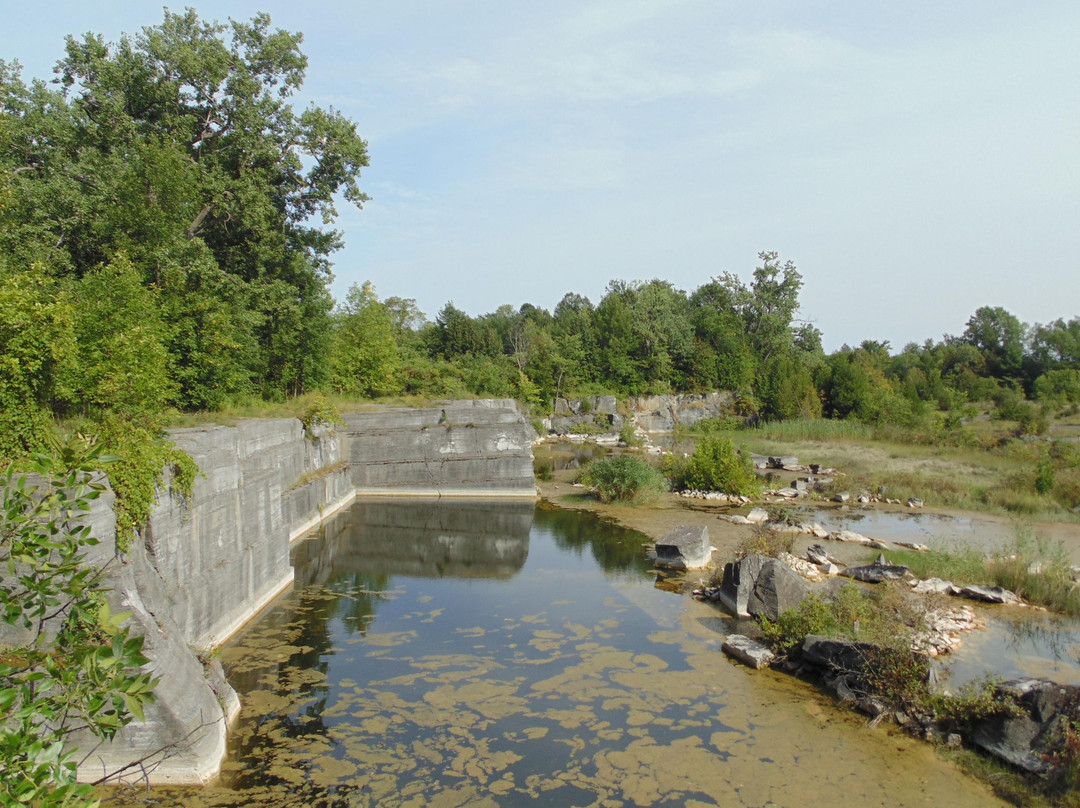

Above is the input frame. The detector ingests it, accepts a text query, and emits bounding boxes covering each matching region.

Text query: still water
[103,499,1006,808]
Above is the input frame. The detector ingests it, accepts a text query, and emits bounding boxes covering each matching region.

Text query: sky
[2,1,1078,352]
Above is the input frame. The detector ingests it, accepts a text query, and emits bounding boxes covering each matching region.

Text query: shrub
[578,455,667,504]
[689,415,745,434]
[668,435,761,496]
[618,422,641,446]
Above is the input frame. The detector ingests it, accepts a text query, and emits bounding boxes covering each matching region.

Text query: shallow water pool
[101,499,1007,808]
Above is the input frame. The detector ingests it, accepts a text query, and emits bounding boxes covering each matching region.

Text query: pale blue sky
[3,1,1078,351]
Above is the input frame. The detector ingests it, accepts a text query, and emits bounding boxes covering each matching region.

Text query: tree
[1,438,157,806]
[62,254,174,416]
[330,282,401,398]
[960,306,1026,383]
[0,262,73,460]
[1,9,371,407]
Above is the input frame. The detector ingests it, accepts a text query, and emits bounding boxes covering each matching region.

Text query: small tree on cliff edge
[0,437,157,806]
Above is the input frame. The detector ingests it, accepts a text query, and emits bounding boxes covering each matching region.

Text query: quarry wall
[24,400,535,785]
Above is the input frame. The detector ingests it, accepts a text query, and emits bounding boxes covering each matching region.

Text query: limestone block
[655,524,712,569]
[722,635,776,669]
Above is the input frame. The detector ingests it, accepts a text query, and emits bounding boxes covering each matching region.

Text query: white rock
[722,635,776,670]
[746,508,770,525]
[723,515,753,525]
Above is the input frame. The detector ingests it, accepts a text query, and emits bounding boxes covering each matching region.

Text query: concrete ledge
[354,486,538,498]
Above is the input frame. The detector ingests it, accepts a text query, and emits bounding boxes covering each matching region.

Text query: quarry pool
[101,499,1007,808]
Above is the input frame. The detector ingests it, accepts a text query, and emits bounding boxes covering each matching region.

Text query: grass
[678,414,1080,522]
[159,391,445,429]
[287,460,348,492]
[886,529,1080,616]
[734,527,795,561]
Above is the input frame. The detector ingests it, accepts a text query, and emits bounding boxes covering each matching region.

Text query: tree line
[2,9,1079,464]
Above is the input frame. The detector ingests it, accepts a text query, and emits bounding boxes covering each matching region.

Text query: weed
[734,527,794,561]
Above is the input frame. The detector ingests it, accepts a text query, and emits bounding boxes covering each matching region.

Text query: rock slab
[722,635,776,669]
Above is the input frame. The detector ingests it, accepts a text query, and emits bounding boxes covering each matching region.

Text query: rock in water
[722,635,776,669]
[746,507,769,525]
[654,524,712,569]
[954,585,1020,604]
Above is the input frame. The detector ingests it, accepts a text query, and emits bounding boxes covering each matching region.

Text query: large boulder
[719,554,810,621]
[655,525,712,569]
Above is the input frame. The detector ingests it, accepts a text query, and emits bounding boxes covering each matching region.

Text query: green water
[101,499,1007,808]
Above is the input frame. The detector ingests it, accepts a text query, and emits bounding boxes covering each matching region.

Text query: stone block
[722,635,776,669]
[719,554,810,621]
[655,524,711,569]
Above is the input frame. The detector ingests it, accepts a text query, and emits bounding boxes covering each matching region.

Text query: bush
[618,422,641,446]
[666,435,761,496]
[578,455,667,504]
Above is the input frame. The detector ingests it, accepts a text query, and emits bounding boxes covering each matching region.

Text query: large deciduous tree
[0,9,369,410]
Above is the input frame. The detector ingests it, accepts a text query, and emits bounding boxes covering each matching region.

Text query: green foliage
[300,394,345,433]
[94,415,200,552]
[62,253,175,415]
[1036,449,1056,495]
[760,584,878,655]
[666,435,761,496]
[761,583,933,710]
[929,676,1021,726]
[686,415,746,434]
[329,282,402,398]
[0,263,73,460]
[578,455,668,504]
[1034,369,1080,407]
[2,8,370,413]
[0,436,157,806]
[618,422,641,446]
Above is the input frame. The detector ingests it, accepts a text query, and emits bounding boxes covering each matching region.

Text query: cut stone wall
[344,400,536,496]
[627,391,735,432]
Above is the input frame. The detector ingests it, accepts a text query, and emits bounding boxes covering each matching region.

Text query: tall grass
[752,418,875,442]
[888,529,1080,616]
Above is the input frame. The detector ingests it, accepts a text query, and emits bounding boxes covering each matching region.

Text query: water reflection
[533,443,610,479]
[535,500,654,578]
[941,611,1080,687]
[293,498,534,582]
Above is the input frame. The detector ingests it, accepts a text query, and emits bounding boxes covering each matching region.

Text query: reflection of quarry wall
[46,400,534,786]
[293,499,535,585]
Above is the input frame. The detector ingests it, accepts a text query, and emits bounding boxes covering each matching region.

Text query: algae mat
[100,501,1005,808]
